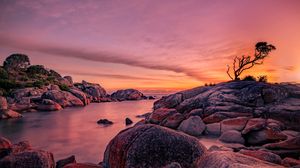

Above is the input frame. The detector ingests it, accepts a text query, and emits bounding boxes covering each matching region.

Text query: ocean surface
[0,99,220,163]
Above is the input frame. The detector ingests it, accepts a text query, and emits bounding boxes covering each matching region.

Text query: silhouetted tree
[226,42,276,80]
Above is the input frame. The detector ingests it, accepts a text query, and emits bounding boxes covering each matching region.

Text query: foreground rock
[0,137,54,168]
[239,149,282,164]
[111,89,147,101]
[103,124,207,168]
[196,151,283,168]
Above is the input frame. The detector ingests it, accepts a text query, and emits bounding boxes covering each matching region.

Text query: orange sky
[0,0,299,92]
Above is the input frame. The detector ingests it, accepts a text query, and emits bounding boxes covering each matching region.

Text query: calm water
[0,99,220,163]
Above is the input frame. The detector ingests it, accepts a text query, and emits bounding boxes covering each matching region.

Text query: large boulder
[111,89,146,101]
[41,90,84,107]
[205,122,221,136]
[161,113,185,129]
[37,99,62,111]
[0,150,55,168]
[196,151,283,168]
[219,130,245,144]
[74,81,107,102]
[3,54,30,71]
[177,116,206,137]
[103,124,207,168]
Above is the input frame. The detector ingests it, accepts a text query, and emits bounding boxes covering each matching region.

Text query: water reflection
[0,100,155,163]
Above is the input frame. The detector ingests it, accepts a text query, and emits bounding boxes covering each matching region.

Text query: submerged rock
[103,124,207,168]
[97,119,113,125]
[125,118,133,125]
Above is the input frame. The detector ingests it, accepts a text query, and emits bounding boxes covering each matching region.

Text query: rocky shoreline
[1,80,300,167]
[0,54,154,119]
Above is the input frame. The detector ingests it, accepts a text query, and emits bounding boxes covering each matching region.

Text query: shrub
[59,84,70,91]
[258,75,268,82]
[33,80,45,88]
[0,79,18,90]
[26,65,49,75]
[0,68,9,79]
[242,75,256,81]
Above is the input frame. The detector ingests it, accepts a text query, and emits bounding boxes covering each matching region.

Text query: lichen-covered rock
[148,108,177,124]
[111,89,146,101]
[178,116,206,137]
[239,149,282,164]
[103,124,207,168]
[203,112,251,124]
[196,151,283,168]
[0,150,55,168]
[161,113,185,129]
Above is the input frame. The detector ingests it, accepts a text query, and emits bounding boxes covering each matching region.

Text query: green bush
[242,75,256,81]
[26,65,49,75]
[0,79,18,90]
[0,68,9,79]
[33,80,45,88]
[258,75,268,83]
[59,84,70,91]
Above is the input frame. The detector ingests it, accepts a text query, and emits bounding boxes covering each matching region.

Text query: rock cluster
[127,80,300,167]
[0,137,103,168]
[0,54,153,119]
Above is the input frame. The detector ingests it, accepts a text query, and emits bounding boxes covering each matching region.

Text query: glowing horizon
[0,0,299,91]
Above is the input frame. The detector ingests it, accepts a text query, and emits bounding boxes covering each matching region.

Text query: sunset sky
[0,0,299,92]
